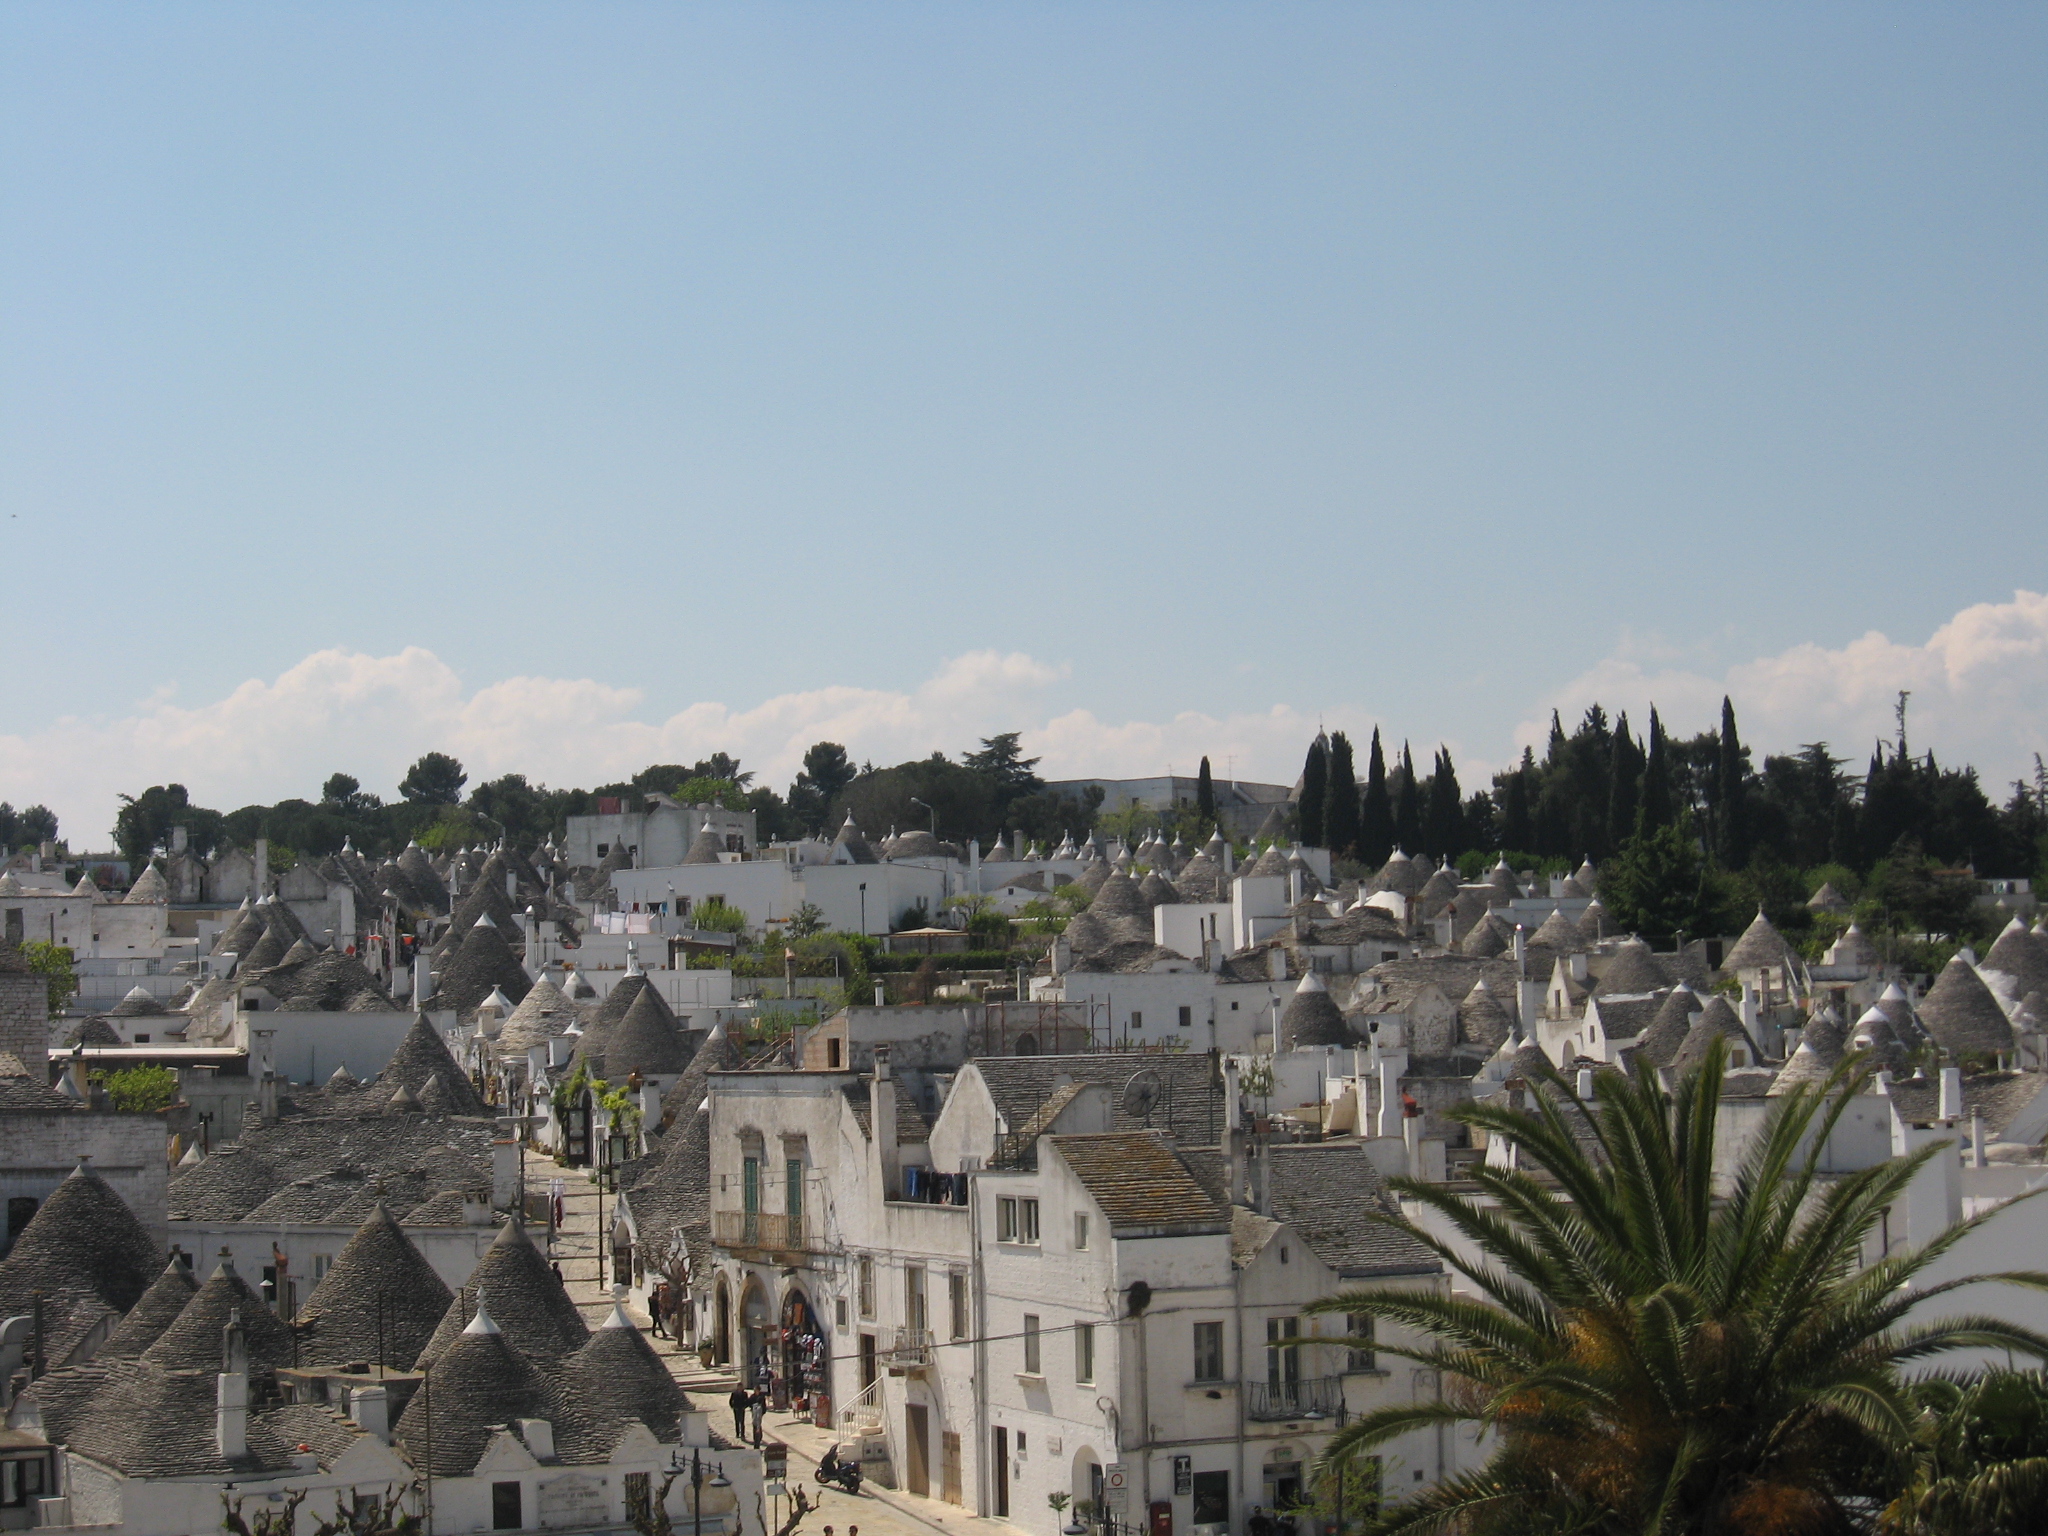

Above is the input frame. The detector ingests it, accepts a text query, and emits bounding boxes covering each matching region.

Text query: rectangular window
[786,1159,803,1224]
[1179,1005,1193,1028]
[1073,1212,1089,1250]
[1347,1313,1376,1372]
[1074,1323,1095,1383]
[1267,1316,1300,1388]
[859,1256,875,1318]
[1191,1471,1230,1526]
[1193,1321,1224,1382]
[1131,1011,1143,1030]
[997,1198,1017,1242]
[1021,1198,1039,1243]
[906,1266,927,1333]
[742,1157,761,1214]
[1022,1314,1041,1375]
[837,1297,849,1330]
[949,1272,968,1340]
[492,1481,523,1530]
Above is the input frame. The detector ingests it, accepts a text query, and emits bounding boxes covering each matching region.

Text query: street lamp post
[858,882,867,935]
[678,1447,730,1536]
[909,797,937,836]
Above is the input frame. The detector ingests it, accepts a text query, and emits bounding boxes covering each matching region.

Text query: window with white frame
[1023,1314,1041,1375]
[1074,1322,1094,1383]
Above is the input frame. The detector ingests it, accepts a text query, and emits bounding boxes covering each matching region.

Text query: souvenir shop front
[775,1287,831,1425]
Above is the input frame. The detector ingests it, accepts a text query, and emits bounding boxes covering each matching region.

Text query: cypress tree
[1639,708,1675,832]
[1360,729,1393,867]
[1299,735,1329,848]
[1394,742,1422,855]
[1717,696,1750,866]
[1196,757,1216,827]
[1425,747,1464,859]
[1604,712,1643,856]
[1324,731,1358,859]
[1502,749,1536,853]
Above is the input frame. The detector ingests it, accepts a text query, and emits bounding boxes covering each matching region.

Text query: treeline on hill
[0,801,62,855]
[1295,697,2048,953]
[108,733,1109,872]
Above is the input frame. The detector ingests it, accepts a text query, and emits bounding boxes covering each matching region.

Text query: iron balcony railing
[1246,1375,1343,1421]
[885,1326,933,1370]
[711,1209,809,1252]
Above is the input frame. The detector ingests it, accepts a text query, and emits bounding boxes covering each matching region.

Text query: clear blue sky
[4,4,2045,830]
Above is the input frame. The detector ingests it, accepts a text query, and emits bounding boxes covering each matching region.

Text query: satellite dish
[1122,1069,1164,1126]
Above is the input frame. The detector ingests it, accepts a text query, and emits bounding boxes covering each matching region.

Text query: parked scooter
[815,1444,863,1495]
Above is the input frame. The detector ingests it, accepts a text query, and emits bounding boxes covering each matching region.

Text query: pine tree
[1394,742,1422,855]
[1196,757,1216,827]
[1639,708,1675,832]
[1324,732,1358,860]
[1360,730,1393,867]
[1299,735,1329,848]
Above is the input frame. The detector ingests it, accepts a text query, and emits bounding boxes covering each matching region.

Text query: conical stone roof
[0,1162,162,1322]
[682,828,726,866]
[1983,918,2048,1000]
[1576,899,1610,945]
[96,1259,199,1360]
[497,973,581,1054]
[1459,912,1511,959]
[1633,986,1699,1069]
[1137,871,1179,908]
[575,970,658,1073]
[432,915,532,1018]
[123,863,170,904]
[1593,939,1670,998]
[416,1219,588,1368]
[1807,881,1851,913]
[295,1205,454,1369]
[1529,907,1583,954]
[1458,980,1514,1054]
[1279,972,1350,1048]
[375,1013,490,1116]
[1671,996,1755,1071]
[1917,955,2015,1058]
[1244,845,1289,879]
[1722,910,1792,974]
[560,1306,689,1453]
[600,984,688,1079]
[397,1301,553,1476]
[140,1255,295,1375]
[1174,852,1224,903]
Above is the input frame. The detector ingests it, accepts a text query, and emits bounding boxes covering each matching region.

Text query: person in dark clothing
[750,1388,766,1447]
[729,1384,750,1441]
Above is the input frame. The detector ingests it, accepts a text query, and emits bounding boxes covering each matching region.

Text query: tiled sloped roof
[841,1077,930,1144]
[1266,1143,1441,1277]
[971,1053,1225,1146]
[1049,1133,1226,1233]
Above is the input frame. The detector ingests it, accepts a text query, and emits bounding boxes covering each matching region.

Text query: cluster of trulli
[6,1161,699,1516]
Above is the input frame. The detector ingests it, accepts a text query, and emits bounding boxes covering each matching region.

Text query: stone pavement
[545,1169,1034,1536]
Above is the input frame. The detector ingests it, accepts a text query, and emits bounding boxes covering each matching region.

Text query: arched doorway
[1015,1033,1038,1056]
[714,1277,732,1366]
[741,1277,772,1384]
[779,1286,828,1413]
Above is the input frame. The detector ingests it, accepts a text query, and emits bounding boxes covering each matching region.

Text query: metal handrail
[1246,1374,1342,1421]
[840,1375,884,1432]
[885,1326,933,1365]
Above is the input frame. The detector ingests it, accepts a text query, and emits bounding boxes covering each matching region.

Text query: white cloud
[1521,589,2048,786]
[0,646,1361,847]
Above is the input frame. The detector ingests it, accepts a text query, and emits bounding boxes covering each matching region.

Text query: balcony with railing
[1246,1375,1343,1422]
[712,1208,812,1254]
[884,1326,933,1374]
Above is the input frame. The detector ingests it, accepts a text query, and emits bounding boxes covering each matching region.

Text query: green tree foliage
[962,732,1045,817]
[1359,730,1393,868]
[114,784,225,867]
[672,776,750,812]
[1422,747,1465,861]
[1196,757,1217,826]
[320,773,379,813]
[1298,736,1329,848]
[398,752,468,805]
[93,1063,178,1114]
[0,803,60,852]
[1392,743,1421,856]
[17,941,77,1012]
[787,741,858,833]
[688,899,749,936]
[1601,812,1714,940]
[1324,733,1358,860]
[466,773,585,845]
[1715,695,1753,866]
[1306,1041,2048,1536]
[1863,840,1983,938]
[1883,1369,2048,1535]
[1640,708,1675,832]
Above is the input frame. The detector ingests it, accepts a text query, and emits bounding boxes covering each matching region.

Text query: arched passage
[714,1277,732,1365]
[741,1276,772,1384]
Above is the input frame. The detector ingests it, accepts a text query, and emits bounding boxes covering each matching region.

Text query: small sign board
[1103,1464,1130,1503]
[764,1443,787,1484]
[1173,1456,1192,1496]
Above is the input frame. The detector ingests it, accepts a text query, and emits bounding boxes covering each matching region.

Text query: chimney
[1513,924,1527,976]
[254,839,269,898]
[1972,1112,1987,1169]
[348,1385,390,1442]
[1938,1066,1963,1123]
[217,1309,250,1460]
[172,825,189,854]
[872,1046,899,1198]
[1575,1068,1595,1099]
[873,981,886,1006]
[412,960,429,1010]
[506,868,516,899]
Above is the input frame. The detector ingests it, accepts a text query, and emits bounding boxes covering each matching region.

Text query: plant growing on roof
[1304,1039,2048,1536]
[16,940,76,1013]
[90,1063,177,1114]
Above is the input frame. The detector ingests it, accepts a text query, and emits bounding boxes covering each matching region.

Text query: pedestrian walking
[729,1384,750,1442]
[749,1388,766,1448]
[650,1280,670,1338]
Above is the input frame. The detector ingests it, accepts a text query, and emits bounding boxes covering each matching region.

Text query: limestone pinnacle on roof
[463,1290,500,1335]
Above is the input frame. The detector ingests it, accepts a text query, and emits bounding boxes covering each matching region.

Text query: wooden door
[941,1431,962,1506]
[906,1403,930,1497]
[992,1427,1009,1516]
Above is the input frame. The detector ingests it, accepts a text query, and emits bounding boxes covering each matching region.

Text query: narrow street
[546,1171,1034,1536]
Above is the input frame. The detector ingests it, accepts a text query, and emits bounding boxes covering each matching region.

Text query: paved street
[546,1171,1033,1536]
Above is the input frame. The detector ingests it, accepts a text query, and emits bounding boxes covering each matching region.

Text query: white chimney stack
[1938,1066,1963,1123]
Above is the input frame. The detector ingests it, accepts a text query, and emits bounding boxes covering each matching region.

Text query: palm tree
[1882,1369,2048,1535]
[1306,1040,2048,1535]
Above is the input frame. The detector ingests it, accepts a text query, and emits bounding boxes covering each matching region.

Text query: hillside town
[0,713,2044,1536]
